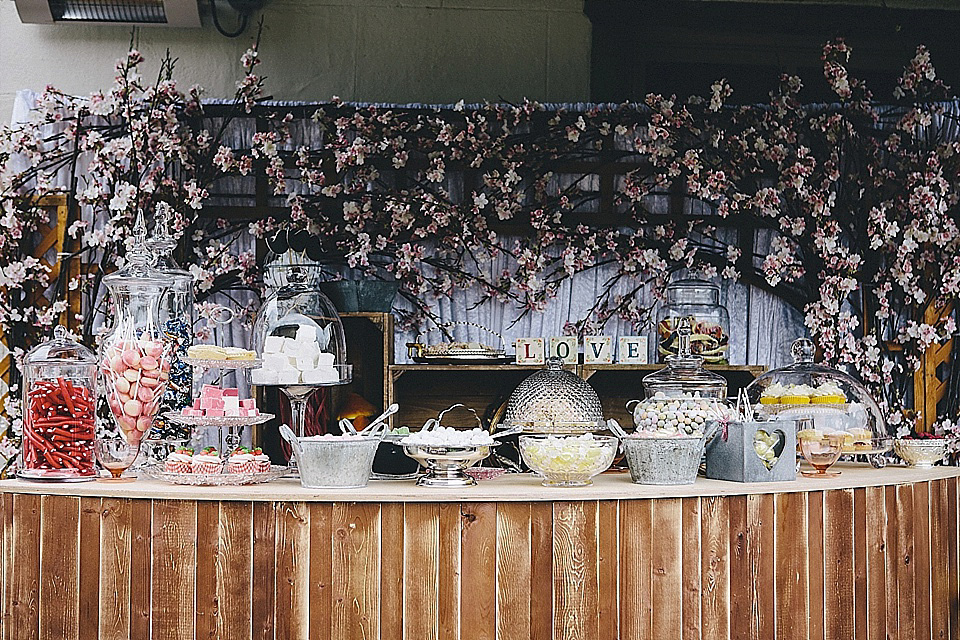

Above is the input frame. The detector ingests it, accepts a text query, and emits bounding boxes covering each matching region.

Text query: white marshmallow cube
[277,369,301,385]
[316,352,336,367]
[263,335,285,353]
[251,369,280,386]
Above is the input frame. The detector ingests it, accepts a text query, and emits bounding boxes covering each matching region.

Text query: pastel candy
[263,335,285,353]
[140,355,158,370]
[123,399,142,417]
[122,350,141,368]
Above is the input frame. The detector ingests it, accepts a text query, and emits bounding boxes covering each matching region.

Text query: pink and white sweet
[181,385,260,419]
[101,339,171,443]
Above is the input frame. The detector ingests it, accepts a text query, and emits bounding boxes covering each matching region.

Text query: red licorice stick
[41,450,60,468]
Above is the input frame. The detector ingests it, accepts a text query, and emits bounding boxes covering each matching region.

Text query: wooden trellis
[0,195,72,410]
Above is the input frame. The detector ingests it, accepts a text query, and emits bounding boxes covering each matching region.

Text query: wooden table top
[1,463,957,502]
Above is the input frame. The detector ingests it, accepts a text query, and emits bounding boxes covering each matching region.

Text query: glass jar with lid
[745,338,891,463]
[100,213,175,446]
[251,266,352,451]
[656,279,730,364]
[632,320,730,436]
[147,204,194,440]
[20,325,98,480]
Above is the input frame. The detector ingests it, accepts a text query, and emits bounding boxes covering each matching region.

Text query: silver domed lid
[502,358,605,433]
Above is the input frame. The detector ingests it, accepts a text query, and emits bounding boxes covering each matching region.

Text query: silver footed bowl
[894,438,946,469]
[403,444,491,487]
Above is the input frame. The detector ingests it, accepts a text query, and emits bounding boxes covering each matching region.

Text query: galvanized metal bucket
[621,435,706,485]
[280,425,380,488]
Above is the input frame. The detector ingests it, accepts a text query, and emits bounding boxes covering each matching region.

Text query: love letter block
[515,338,546,365]
[549,337,578,365]
[583,336,612,364]
[618,336,648,364]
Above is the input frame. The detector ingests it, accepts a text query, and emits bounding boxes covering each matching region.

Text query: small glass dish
[519,434,618,487]
[140,465,290,486]
[797,429,845,477]
[463,467,508,481]
[95,436,142,482]
[402,444,491,487]
[894,438,946,468]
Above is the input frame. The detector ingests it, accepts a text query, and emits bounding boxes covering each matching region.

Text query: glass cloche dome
[745,338,891,460]
[502,358,605,433]
[251,265,351,387]
[631,319,730,436]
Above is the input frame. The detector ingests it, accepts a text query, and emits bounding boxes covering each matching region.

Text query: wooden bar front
[1,466,959,640]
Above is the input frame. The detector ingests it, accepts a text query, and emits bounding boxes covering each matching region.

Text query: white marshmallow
[316,352,336,367]
[223,396,240,411]
[263,335,285,353]
[281,337,301,355]
[262,353,288,371]
[277,369,301,385]
[295,356,317,371]
[296,324,317,343]
[301,366,340,384]
[251,369,279,386]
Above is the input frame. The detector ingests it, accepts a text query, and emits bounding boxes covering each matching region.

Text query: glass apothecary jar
[656,279,730,364]
[147,204,194,439]
[745,338,891,463]
[20,326,98,480]
[100,214,174,445]
[632,320,730,436]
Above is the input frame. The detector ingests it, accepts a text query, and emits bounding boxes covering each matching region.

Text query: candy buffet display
[19,326,98,480]
[518,434,617,486]
[656,279,730,364]
[100,214,174,449]
[746,338,892,465]
[501,358,606,433]
[147,206,195,440]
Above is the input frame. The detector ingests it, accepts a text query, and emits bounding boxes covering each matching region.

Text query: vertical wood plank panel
[39,495,79,640]
[0,493,8,640]
[728,495,749,640]
[884,485,901,640]
[864,486,887,640]
[275,502,310,640]
[823,490,854,640]
[931,480,949,639]
[438,503,461,640]
[913,482,932,640]
[652,498,684,640]
[380,503,404,640]
[195,501,219,640]
[808,490,825,640]
[774,491,808,640]
[496,503,531,640]
[310,503,333,640]
[460,502,495,640]
[619,499,652,640]
[896,484,916,640]
[852,489,867,640]
[701,495,729,640]
[596,500,619,640]
[948,478,959,635]
[218,502,253,640]
[553,501,599,640]
[681,498,702,640]
[529,502,553,640]
[332,503,381,640]
[252,502,277,640]
[129,500,152,640]
[747,494,775,640]
[405,502,440,640]
[151,499,198,640]
[11,493,40,640]
[99,498,131,640]
[77,497,101,640]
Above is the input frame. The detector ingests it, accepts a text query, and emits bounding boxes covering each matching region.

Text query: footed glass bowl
[519,435,618,487]
[894,438,946,469]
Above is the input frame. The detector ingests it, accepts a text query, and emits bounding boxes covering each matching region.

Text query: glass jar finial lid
[104,210,172,289]
[642,318,728,399]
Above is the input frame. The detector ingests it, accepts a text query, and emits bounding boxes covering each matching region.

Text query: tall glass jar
[656,279,730,364]
[19,326,98,480]
[146,205,194,440]
[100,213,174,445]
[632,320,730,435]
